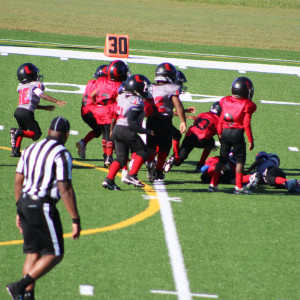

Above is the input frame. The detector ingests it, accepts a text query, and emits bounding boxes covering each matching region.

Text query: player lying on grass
[246,151,300,193]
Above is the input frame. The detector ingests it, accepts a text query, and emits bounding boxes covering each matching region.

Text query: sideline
[1,39,300,65]
[1,46,300,76]
[0,152,160,246]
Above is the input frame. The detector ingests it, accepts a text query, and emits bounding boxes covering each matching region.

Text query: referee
[6,117,81,300]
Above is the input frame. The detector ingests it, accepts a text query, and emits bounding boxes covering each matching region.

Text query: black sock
[18,274,35,291]
[24,289,35,300]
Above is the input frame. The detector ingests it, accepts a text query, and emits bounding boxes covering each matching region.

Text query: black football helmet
[175,70,187,91]
[93,64,107,79]
[123,74,152,99]
[155,63,177,83]
[231,77,254,100]
[107,60,131,82]
[17,63,42,83]
[209,101,222,116]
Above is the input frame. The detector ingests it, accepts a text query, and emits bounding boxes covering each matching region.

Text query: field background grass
[0,1,299,300]
[0,0,299,51]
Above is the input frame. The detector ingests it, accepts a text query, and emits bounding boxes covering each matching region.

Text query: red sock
[129,155,144,175]
[22,130,35,139]
[210,171,221,186]
[199,149,211,165]
[102,139,107,155]
[83,131,96,145]
[275,177,287,186]
[172,139,180,159]
[235,172,243,189]
[156,151,168,172]
[242,175,251,184]
[107,161,121,180]
[15,136,23,148]
[131,152,137,160]
[106,141,114,156]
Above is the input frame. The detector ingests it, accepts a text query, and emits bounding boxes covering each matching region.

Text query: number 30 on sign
[104,34,129,58]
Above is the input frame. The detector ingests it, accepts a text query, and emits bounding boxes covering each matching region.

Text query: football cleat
[208,184,220,192]
[233,186,252,195]
[10,128,22,149]
[10,147,21,157]
[246,172,260,190]
[10,128,17,148]
[104,156,113,168]
[164,156,175,173]
[102,179,121,191]
[146,161,156,183]
[284,179,298,193]
[76,140,86,159]
[6,281,24,300]
[153,170,165,181]
[121,169,128,182]
[123,174,145,188]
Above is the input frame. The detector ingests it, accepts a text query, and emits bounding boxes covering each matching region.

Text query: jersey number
[18,88,30,105]
[154,96,166,113]
[195,116,210,130]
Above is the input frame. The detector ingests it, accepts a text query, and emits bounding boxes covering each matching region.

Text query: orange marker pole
[104,34,129,58]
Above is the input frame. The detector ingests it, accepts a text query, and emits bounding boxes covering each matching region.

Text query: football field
[0,30,300,300]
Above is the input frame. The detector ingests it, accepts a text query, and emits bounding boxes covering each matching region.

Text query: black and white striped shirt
[16,136,73,201]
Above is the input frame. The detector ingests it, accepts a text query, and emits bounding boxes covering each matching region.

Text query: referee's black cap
[50,117,70,132]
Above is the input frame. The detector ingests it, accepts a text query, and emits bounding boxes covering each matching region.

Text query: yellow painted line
[0,152,160,246]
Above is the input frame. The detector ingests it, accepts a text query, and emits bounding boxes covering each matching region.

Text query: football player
[208,77,257,194]
[10,63,66,157]
[102,74,154,190]
[164,101,221,173]
[170,70,196,163]
[246,151,300,193]
[146,62,187,182]
[91,60,131,167]
[76,65,107,159]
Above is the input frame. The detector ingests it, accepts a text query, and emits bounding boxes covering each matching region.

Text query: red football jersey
[186,111,219,139]
[93,76,122,124]
[81,79,97,116]
[218,96,256,131]
[218,95,257,141]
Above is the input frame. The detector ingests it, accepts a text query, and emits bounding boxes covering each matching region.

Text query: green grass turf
[0,0,299,51]
[0,31,299,299]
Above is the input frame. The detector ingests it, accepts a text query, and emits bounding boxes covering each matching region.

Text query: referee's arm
[14,172,24,234]
[58,180,81,240]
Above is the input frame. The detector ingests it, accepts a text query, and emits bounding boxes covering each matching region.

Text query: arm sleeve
[244,112,254,142]
[55,150,73,181]
[16,152,25,174]
[128,107,152,135]
[33,87,44,97]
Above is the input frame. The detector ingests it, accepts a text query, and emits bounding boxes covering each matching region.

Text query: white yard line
[151,289,218,299]
[153,181,192,300]
[152,181,219,299]
[1,46,300,76]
